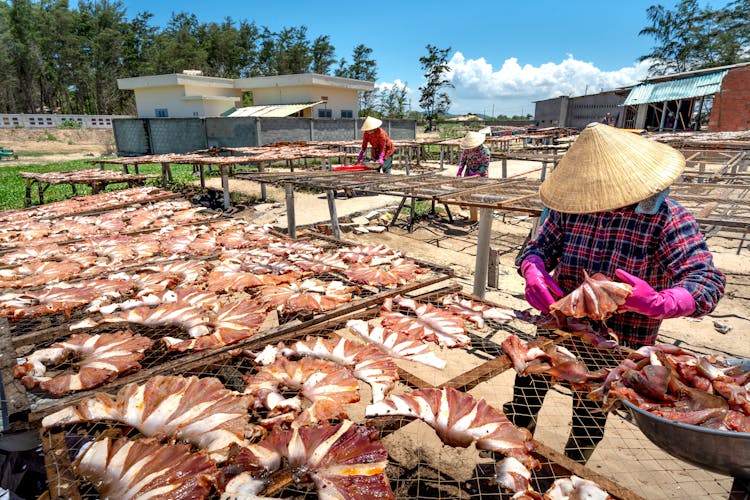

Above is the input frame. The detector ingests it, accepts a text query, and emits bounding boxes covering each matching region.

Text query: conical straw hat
[460,131,486,149]
[361,116,382,131]
[539,123,685,214]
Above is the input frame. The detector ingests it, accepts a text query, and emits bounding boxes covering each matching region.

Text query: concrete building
[535,62,750,132]
[117,71,374,119]
[534,89,632,130]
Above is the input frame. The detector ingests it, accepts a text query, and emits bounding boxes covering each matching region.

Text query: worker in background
[504,123,725,464]
[457,130,491,222]
[457,131,490,178]
[601,112,615,126]
[358,116,395,174]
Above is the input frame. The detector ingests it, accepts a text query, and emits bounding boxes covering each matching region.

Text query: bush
[37,131,57,141]
[59,119,82,129]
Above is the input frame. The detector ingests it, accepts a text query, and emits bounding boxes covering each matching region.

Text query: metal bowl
[623,400,750,479]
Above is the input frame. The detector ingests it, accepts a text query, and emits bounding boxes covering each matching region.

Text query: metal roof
[623,70,728,106]
[228,101,325,117]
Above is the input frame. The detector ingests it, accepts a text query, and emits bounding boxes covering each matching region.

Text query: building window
[155,108,168,117]
[318,108,332,118]
[340,110,353,118]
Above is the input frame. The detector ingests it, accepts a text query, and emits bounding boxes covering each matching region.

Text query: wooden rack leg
[259,162,267,201]
[472,207,493,297]
[390,196,408,227]
[443,204,453,223]
[285,183,296,239]
[407,196,417,232]
[326,189,341,239]
[220,165,230,210]
[25,179,32,207]
[160,162,169,188]
[199,164,206,189]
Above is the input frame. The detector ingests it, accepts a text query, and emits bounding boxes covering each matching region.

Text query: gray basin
[623,400,750,479]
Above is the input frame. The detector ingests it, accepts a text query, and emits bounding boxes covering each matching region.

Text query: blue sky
[120,0,728,115]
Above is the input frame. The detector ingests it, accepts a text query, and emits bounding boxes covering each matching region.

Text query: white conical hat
[539,123,685,214]
[361,116,382,131]
[460,131,486,149]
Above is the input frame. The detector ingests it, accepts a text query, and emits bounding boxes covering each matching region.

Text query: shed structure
[534,62,750,132]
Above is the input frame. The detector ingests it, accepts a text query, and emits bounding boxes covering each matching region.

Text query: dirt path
[0,128,114,167]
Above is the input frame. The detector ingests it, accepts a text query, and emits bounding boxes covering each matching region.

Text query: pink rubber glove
[377,152,385,166]
[615,269,696,319]
[357,150,365,162]
[521,255,564,313]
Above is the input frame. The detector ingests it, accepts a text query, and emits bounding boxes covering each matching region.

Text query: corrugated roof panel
[623,71,728,106]
[228,101,324,117]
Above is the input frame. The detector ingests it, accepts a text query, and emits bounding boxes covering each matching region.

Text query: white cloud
[445,52,651,116]
[375,79,412,93]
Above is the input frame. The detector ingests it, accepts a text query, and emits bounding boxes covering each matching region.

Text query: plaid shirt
[516,198,725,346]
[361,128,395,160]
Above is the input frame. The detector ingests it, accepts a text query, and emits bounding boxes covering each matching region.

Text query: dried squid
[366,386,538,469]
[15,330,153,396]
[76,437,217,499]
[43,375,255,461]
[222,420,394,499]
[550,271,632,321]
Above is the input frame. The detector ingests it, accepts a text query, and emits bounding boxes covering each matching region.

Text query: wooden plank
[0,317,30,420]
[533,441,646,500]
[42,429,81,500]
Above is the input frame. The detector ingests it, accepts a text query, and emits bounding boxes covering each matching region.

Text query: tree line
[0,1,379,115]
[638,0,750,75]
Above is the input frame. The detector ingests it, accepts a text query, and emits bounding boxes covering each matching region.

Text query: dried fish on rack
[14,330,153,396]
[379,295,470,348]
[366,386,538,470]
[221,420,394,499]
[441,293,516,328]
[76,437,217,499]
[43,375,256,460]
[243,356,360,427]
[347,319,447,369]
[258,278,356,315]
[345,258,429,287]
[246,335,399,403]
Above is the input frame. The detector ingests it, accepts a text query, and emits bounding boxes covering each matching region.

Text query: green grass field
[0,160,200,210]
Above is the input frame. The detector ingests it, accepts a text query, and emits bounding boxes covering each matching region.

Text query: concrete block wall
[0,113,122,128]
[258,118,312,144]
[113,119,150,156]
[206,117,258,148]
[313,119,357,141]
[386,120,418,140]
[113,117,416,155]
[708,66,750,131]
[148,119,208,154]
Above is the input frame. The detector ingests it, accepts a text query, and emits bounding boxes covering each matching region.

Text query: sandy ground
[0,128,114,166]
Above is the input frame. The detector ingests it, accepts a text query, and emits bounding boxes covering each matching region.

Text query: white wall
[252,85,358,118]
[134,85,239,118]
[134,87,185,118]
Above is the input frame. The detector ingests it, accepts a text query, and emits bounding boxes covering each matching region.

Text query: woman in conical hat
[457,131,490,178]
[504,122,725,464]
[358,116,395,174]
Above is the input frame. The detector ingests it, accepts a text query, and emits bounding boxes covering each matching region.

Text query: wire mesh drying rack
[37,286,650,500]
